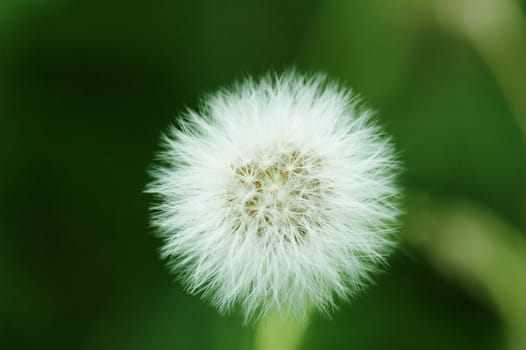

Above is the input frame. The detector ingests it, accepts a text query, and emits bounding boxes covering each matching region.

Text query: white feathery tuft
[147,72,401,322]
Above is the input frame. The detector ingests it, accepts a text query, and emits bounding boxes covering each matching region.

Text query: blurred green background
[1,0,526,349]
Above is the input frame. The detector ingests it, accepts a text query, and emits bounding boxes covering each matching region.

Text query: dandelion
[147,72,400,323]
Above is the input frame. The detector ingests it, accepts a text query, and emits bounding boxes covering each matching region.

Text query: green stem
[254,311,307,350]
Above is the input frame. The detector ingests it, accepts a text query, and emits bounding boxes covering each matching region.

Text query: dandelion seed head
[228,143,327,243]
[147,72,401,322]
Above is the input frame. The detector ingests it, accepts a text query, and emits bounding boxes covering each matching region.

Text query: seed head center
[229,145,324,240]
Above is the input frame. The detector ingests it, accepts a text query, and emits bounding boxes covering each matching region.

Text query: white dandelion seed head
[147,72,400,322]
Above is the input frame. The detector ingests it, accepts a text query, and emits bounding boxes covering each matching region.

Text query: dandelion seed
[147,72,401,322]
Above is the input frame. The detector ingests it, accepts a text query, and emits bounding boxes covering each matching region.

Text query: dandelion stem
[254,311,307,350]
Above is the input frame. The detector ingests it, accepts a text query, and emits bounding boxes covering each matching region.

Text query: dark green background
[1,1,525,349]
